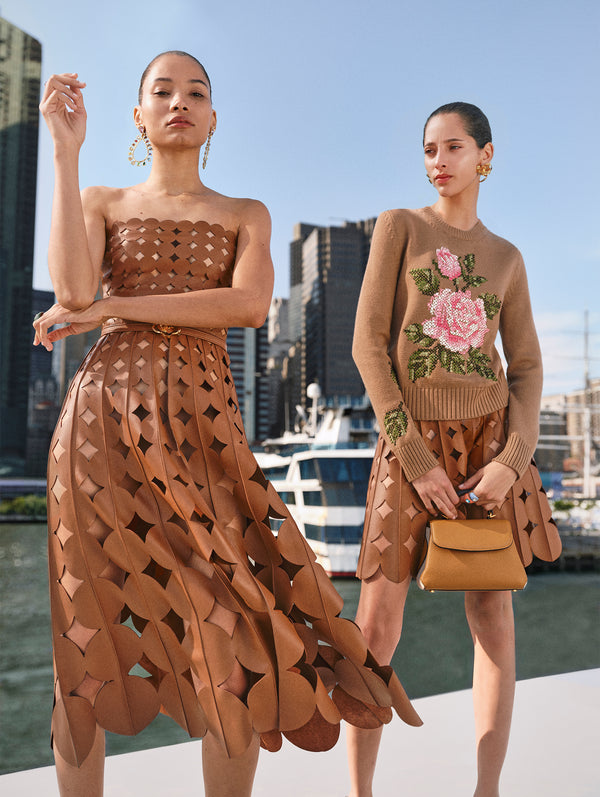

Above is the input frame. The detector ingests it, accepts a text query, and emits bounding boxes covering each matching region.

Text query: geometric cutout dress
[357,410,562,583]
[47,218,422,767]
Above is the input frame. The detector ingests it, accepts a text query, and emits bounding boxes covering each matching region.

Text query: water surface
[1,523,598,774]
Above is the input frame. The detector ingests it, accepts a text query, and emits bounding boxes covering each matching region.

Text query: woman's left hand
[458,461,518,512]
[33,300,109,351]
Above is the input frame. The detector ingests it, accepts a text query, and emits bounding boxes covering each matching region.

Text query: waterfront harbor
[2,669,598,796]
[2,520,599,781]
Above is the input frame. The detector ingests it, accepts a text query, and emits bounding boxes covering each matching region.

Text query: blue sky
[2,0,598,395]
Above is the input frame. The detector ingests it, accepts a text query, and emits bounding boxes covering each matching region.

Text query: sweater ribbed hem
[402,378,509,421]
[395,436,440,483]
[493,432,533,478]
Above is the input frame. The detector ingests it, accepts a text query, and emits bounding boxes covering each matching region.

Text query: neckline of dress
[110,218,237,238]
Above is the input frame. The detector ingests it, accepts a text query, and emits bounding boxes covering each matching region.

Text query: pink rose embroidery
[405,250,500,382]
[423,288,488,354]
[436,247,462,280]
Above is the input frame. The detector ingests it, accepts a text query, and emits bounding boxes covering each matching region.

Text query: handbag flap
[429,518,513,552]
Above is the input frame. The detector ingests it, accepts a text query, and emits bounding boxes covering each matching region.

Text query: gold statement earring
[203,127,214,170]
[426,173,432,184]
[128,126,152,167]
[476,163,492,182]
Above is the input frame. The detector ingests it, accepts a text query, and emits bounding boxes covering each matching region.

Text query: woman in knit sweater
[348,102,561,797]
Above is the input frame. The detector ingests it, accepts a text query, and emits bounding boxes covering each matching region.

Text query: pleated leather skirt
[356,408,562,583]
[47,324,421,767]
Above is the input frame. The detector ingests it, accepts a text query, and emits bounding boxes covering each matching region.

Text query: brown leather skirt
[47,325,420,767]
[356,408,562,583]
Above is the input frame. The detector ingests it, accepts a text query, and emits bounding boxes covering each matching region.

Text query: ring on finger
[34,311,44,321]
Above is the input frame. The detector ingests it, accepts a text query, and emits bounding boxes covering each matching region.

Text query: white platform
[2,669,598,796]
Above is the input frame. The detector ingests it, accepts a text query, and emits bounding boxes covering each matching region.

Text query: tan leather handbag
[417,517,527,592]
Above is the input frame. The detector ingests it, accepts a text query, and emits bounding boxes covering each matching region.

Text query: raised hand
[39,72,87,151]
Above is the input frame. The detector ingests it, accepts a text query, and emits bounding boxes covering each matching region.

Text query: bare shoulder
[207,192,271,238]
[80,185,129,219]
[236,197,271,228]
[214,192,270,222]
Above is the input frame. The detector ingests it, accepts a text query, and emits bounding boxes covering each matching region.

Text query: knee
[465,591,514,639]
[356,615,402,663]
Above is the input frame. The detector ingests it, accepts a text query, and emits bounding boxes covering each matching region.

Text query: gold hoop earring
[128,126,152,167]
[476,163,492,182]
[426,173,432,184]
[202,127,214,170]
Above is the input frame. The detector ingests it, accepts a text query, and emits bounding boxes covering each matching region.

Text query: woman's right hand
[412,465,459,518]
[33,301,107,352]
[39,73,87,151]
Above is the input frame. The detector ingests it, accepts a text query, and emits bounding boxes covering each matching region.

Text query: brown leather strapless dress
[47,218,421,767]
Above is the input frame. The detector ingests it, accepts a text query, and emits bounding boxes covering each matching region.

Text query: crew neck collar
[421,206,487,241]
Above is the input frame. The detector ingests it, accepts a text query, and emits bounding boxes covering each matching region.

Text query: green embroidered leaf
[475,363,497,381]
[409,268,439,296]
[462,253,476,273]
[464,274,487,288]
[481,292,502,319]
[466,349,497,381]
[390,364,400,388]
[439,347,466,375]
[384,403,409,444]
[404,323,435,346]
[408,348,439,382]
[467,348,488,366]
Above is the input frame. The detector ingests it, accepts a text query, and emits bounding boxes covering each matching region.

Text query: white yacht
[257,446,373,576]
[255,385,376,576]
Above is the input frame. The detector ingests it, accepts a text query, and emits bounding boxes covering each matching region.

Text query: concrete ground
[1,669,598,796]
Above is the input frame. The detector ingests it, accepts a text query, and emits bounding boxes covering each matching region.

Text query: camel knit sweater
[352,206,543,482]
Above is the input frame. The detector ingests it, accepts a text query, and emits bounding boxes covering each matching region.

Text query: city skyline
[0,0,598,397]
[0,17,41,474]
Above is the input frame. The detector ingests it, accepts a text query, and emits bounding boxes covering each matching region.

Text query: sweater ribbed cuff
[493,432,533,478]
[395,436,440,483]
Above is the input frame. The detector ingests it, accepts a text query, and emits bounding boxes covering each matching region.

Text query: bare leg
[464,590,515,797]
[54,723,105,797]
[198,627,260,797]
[347,573,411,797]
[202,731,260,797]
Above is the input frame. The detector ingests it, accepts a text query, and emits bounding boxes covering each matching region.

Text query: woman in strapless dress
[34,51,421,797]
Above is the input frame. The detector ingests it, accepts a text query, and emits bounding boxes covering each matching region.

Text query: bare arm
[39,73,105,308]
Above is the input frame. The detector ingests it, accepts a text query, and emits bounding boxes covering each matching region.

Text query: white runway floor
[1,669,598,796]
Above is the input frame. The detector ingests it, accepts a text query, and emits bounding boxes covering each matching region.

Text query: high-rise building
[0,17,41,475]
[286,218,376,413]
[227,322,270,444]
[29,289,55,383]
[26,290,60,476]
[265,297,291,437]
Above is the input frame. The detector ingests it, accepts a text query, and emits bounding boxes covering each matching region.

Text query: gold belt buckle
[152,324,182,338]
